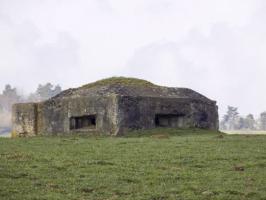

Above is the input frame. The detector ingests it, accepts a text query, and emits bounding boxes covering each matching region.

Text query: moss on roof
[52,77,214,103]
[81,77,157,89]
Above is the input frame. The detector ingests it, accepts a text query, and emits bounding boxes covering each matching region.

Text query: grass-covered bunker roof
[53,77,214,103]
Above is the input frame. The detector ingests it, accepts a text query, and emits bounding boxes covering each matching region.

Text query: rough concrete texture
[12,103,38,137]
[12,77,219,136]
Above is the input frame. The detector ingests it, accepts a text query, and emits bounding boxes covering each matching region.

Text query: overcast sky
[0,0,265,117]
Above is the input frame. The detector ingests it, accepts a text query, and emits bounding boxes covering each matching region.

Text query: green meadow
[0,129,266,200]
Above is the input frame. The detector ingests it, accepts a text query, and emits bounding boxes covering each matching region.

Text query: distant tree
[3,84,20,100]
[31,83,62,101]
[0,84,21,112]
[221,106,239,130]
[259,112,266,130]
[236,117,245,130]
[245,114,256,130]
[36,83,53,100]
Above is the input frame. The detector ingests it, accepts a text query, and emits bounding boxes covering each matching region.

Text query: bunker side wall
[116,96,218,135]
[12,103,38,137]
[36,95,119,135]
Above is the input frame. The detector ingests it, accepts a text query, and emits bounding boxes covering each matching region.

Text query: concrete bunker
[12,77,219,136]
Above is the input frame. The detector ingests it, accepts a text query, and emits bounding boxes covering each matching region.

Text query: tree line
[220,106,266,131]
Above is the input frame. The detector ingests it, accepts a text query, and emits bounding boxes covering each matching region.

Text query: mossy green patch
[81,77,157,89]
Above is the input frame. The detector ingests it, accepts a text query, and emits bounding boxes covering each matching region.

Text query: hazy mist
[0,0,266,117]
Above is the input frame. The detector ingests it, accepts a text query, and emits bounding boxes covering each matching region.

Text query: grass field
[0,128,266,200]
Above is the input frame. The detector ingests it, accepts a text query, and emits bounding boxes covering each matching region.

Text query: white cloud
[0,16,79,93]
[125,19,266,116]
[0,0,265,117]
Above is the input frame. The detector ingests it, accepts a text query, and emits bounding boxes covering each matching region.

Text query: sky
[0,0,265,118]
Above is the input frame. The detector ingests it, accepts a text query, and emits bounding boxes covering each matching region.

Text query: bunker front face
[12,77,219,136]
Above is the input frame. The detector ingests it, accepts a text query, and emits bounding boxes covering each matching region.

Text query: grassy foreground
[0,129,266,200]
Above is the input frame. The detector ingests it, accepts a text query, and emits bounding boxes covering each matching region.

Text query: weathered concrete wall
[190,100,219,130]
[12,103,38,137]
[116,96,218,134]
[35,95,119,135]
[12,96,119,136]
[12,95,218,137]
